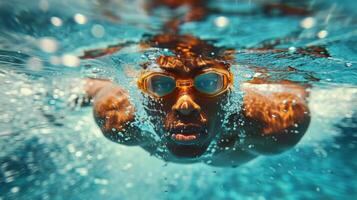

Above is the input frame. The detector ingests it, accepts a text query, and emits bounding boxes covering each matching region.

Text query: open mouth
[168,124,207,145]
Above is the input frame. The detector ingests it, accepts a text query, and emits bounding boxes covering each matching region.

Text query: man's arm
[240,78,311,155]
[85,78,149,146]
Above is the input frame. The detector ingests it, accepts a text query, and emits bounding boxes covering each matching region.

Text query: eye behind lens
[147,74,176,97]
[194,72,224,95]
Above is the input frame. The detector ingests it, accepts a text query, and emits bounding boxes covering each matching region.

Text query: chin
[166,141,210,158]
[161,121,214,158]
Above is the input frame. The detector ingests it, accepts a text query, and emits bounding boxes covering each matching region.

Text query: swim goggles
[137,68,233,98]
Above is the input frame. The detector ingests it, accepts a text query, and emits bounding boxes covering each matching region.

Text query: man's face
[142,57,231,158]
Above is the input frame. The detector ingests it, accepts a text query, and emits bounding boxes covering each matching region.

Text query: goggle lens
[147,74,176,97]
[194,72,224,95]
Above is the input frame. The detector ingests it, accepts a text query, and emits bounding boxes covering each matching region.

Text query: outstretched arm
[85,78,149,146]
[240,78,311,155]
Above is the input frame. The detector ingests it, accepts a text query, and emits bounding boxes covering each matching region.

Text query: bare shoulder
[239,78,311,155]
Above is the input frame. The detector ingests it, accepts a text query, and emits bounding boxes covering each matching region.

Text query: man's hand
[85,79,147,146]
[93,84,135,134]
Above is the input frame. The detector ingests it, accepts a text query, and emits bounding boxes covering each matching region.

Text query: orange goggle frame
[137,68,234,98]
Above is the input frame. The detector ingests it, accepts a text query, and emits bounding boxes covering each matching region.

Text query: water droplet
[76,168,88,176]
[51,17,63,27]
[125,182,133,188]
[75,151,83,157]
[11,187,20,193]
[214,16,229,28]
[94,178,109,185]
[317,30,328,38]
[38,37,58,53]
[257,196,266,200]
[67,144,76,153]
[20,87,33,96]
[74,13,87,25]
[39,0,49,11]
[61,54,80,67]
[345,62,352,67]
[27,57,43,71]
[50,56,61,65]
[122,163,133,170]
[91,24,105,38]
[300,17,315,29]
[288,46,296,53]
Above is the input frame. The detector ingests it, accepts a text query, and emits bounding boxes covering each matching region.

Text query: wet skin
[84,34,311,166]
[82,1,316,166]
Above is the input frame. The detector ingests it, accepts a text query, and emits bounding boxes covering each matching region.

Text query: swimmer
[80,1,315,166]
[83,33,310,166]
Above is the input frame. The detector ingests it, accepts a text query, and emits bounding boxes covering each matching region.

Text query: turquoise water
[0,0,356,199]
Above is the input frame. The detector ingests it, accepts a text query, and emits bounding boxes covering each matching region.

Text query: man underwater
[82,34,310,167]
[80,0,316,167]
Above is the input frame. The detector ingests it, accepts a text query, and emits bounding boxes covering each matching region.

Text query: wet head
[139,34,234,158]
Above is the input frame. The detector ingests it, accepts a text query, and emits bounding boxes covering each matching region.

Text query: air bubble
[288,47,296,53]
[27,57,43,71]
[74,13,87,24]
[11,187,20,193]
[20,87,33,96]
[345,62,352,67]
[76,168,88,176]
[51,16,63,26]
[317,30,328,38]
[61,54,80,67]
[300,17,315,29]
[91,24,105,38]
[214,16,229,28]
[38,37,58,53]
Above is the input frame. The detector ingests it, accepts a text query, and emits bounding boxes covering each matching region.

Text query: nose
[172,94,201,116]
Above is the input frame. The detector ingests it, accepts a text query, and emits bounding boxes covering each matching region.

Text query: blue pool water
[0,0,356,199]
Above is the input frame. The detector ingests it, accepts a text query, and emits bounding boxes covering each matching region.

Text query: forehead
[154,55,229,76]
